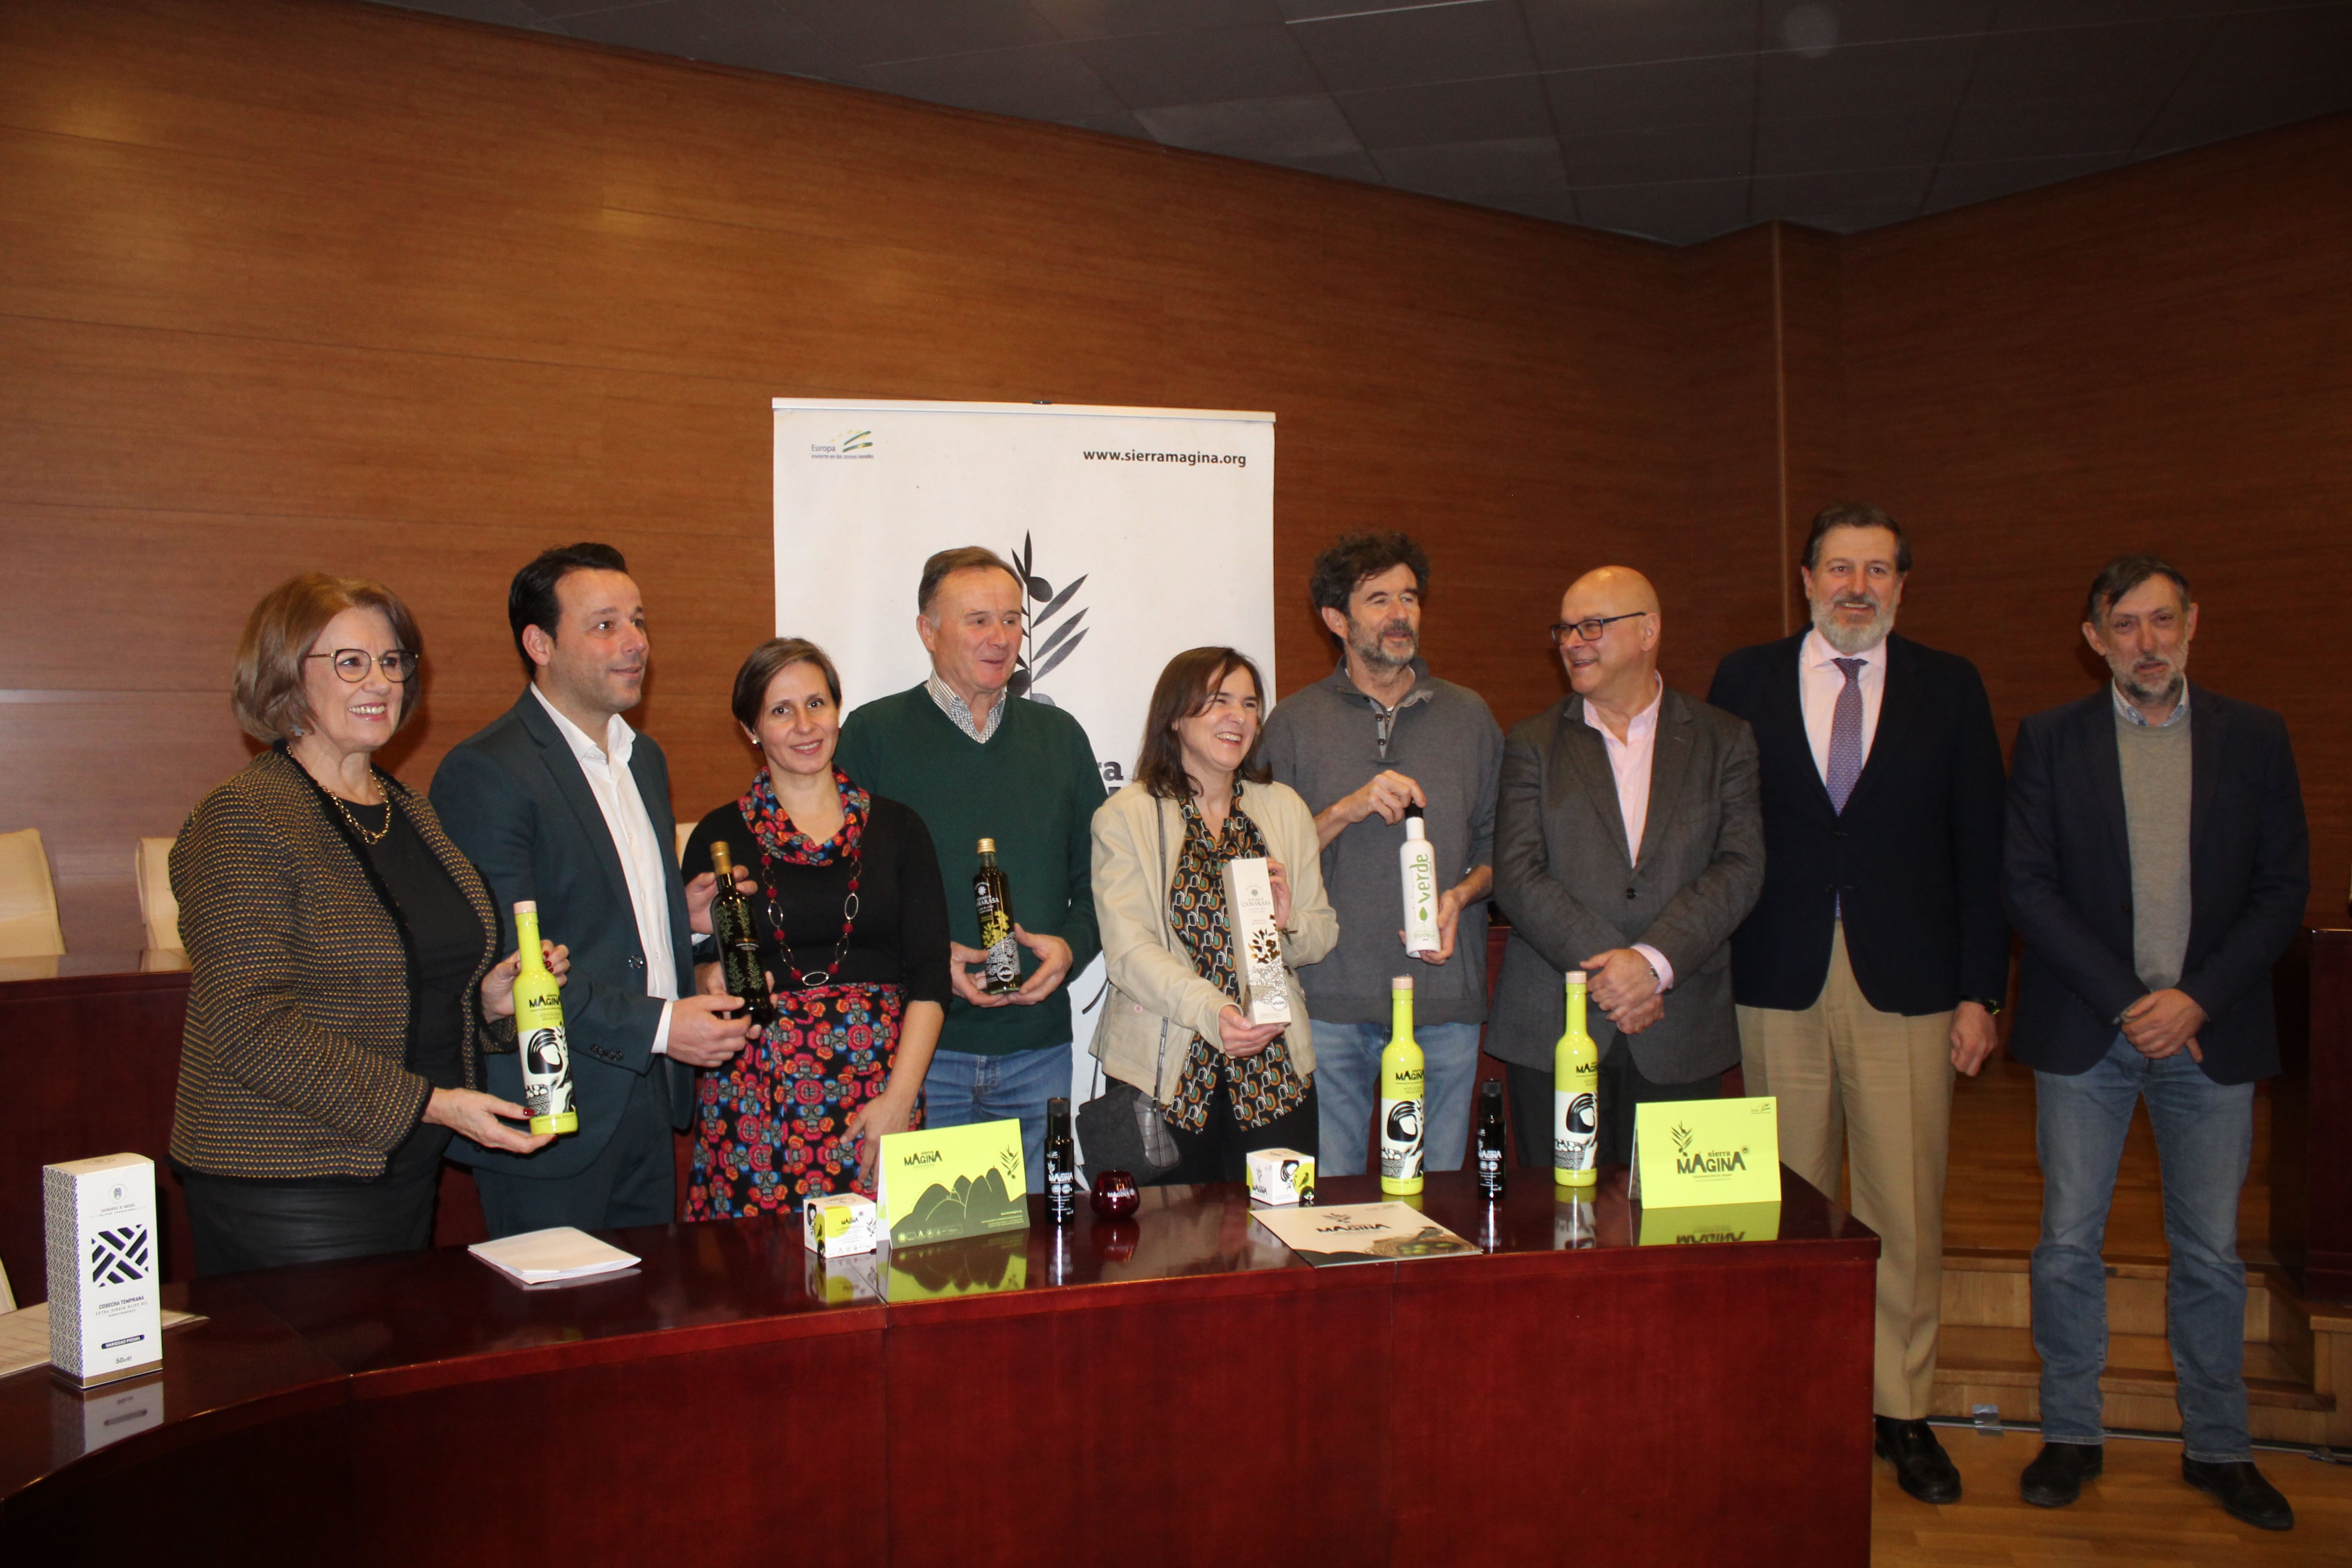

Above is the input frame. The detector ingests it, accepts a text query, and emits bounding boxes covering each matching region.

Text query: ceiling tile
[1266,149,1387,181]
[1573,176,1753,243]
[1987,0,2293,29]
[1133,93,1363,158]
[1058,109,1156,137]
[784,0,1063,66]
[1756,35,1979,119]
[2138,78,2352,153]
[1372,136,1569,194]
[1785,0,1994,47]
[1336,73,1553,148]
[1965,17,2208,104]
[2181,2,2352,84]
[862,42,1127,119]
[1288,1,1541,93]
[1542,54,1755,135]
[1923,151,2128,211]
[552,1,872,83]
[1523,0,1762,71]
[1753,109,1951,175]
[1073,24,1322,107]
[1274,0,1480,19]
[387,0,554,24]
[1943,96,2150,162]
[1482,189,1585,222]
[1559,120,1752,184]
[1749,164,1931,227]
[1031,0,1285,43]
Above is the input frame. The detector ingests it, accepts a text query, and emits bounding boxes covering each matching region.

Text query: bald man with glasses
[1489,567,1764,1173]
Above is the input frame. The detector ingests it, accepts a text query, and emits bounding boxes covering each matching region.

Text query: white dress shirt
[1581,676,1675,991]
[1799,626,1888,783]
[530,684,678,1052]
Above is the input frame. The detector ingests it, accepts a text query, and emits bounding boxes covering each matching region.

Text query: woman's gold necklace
[331,779,391,845]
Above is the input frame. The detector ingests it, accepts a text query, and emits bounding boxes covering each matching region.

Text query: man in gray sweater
[1260,534,1502,1177]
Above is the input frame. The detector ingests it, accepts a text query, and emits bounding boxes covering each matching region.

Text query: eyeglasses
[1549,612,1646,646]
[307,649,418,684]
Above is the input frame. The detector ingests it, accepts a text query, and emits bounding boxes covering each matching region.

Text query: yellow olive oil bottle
[512,901,577,1136]
[1553,968,1597,1187]
[1379,974,1426,1195]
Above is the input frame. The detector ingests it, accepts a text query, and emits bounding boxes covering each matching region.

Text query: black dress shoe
[2019,1441,2102,1507]
[1874,1417,1962,1504]
[2182,1457,2294,1531]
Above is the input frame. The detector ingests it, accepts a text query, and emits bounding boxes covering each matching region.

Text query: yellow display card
[1629,1097,1781,1208]
[1637,1200,1783,1247]
[875,1118,1029,1248]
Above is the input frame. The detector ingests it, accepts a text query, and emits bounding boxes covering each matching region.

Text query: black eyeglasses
[1549,612,1646,646]
[307,649,418,684]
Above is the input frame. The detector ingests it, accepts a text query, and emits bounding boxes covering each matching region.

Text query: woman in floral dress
[680,639,949,1216]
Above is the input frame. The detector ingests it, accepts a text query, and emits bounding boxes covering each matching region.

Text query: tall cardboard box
[1219,856,1291,1027]
[44,1154,162,1388]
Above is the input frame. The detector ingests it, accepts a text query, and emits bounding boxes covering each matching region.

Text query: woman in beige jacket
[1091,647,1338,1183]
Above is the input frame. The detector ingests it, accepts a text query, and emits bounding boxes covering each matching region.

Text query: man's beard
[1812,594,1893,655]
[1349,617,1417,674]
[2112,653,2186,710]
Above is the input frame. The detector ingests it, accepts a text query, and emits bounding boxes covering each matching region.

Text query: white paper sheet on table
[468,1227,640,1287]
[0,1302,205,1380]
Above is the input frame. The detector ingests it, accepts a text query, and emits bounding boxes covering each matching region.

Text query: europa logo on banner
[772,397,1277,1089]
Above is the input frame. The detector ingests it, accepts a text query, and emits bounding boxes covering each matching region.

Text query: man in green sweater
[835,546,1106,1190]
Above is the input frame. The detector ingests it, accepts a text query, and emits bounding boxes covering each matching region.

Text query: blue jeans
[1312,1019,1483,1177]
[921,1043,1071,1194]
[2032,1033,2256,1462]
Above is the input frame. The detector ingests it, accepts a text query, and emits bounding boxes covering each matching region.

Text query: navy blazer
[1708,631,2009,1015]
[2002,683,2308,1084]
[429,690,699,1178]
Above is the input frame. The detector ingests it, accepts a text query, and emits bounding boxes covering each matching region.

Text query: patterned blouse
[1163,783,1310,1133]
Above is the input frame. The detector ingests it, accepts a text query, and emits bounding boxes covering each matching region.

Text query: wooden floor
[1937,1056,2270,1264]
[1872,1428,2352,1565]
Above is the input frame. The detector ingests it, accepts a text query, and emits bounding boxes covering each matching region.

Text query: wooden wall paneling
[1837,116,2352,916]
[1773,222,1850,631]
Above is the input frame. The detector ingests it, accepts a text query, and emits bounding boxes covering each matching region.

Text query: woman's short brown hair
[1136,647,1271,801]
[230,573,424,743]
[730,637,844,732]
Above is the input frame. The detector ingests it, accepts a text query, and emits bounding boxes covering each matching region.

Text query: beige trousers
[1738,923,1954,1420]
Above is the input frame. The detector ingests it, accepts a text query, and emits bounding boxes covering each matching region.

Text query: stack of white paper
[467,1227,639,1287]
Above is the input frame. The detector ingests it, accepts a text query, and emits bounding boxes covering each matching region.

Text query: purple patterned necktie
[1827,657,1866,814]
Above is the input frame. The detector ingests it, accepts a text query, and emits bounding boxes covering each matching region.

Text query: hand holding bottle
[424,1088,556,1154]
[666,993,752,1067]
[1005,924,1074,1004]
[480,940,571,1019]
[681,863,759,937]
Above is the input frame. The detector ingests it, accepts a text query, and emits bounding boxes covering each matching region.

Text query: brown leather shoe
[1874,1417,1962,1504]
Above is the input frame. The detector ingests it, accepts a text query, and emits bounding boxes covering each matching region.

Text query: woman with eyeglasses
[170,573,566,1275]
[678,638,949,1213]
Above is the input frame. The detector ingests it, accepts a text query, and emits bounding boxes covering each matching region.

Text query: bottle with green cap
[1553,968,1597,1187]
[1379,974,1426,1194]
[511,900,578,1136]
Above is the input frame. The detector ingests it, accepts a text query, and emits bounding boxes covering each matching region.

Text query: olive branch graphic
[1006,531,1088,703]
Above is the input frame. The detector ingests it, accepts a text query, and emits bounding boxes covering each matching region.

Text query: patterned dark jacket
[168,745,506,1180]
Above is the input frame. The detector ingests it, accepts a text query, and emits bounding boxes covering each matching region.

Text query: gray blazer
[1488,685,1764,1084]
[428,690,699,1180]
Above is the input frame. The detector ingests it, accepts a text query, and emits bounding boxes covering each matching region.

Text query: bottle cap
[1565,969,1587,984]
[709,840,733,873]
[977,836,997,853]
[1403,802,1424,820]
[513,900,537,915]
[1392,975,1414,991]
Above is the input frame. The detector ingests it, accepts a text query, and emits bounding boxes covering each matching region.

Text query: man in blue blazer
[2004,554,2307,1531]
[431,544,751,1236]
[1709,503,2008,1505]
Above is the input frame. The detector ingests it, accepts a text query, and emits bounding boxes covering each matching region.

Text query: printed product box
[803,1191,880,1257]
[1220,856,1292,1027]
[1246,1147,1317,1207]
[44,1154,162,1388]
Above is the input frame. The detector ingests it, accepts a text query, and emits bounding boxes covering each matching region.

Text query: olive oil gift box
[1219,856,1291,1027]
[44,1153,162,1388]
[803,1192,880,1258]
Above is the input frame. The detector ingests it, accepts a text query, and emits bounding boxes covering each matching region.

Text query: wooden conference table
[0,1169,1876,1568]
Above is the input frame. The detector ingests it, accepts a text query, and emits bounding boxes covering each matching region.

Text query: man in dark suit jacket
[1708,503,2007,1505]
[430,544,751,1237]
[1491,566,1763,1172]
[2004,555,2307,1532]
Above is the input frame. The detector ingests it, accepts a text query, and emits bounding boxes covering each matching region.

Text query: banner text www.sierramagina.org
[1080,449,1247,467]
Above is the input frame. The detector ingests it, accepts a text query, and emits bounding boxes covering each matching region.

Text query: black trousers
[1166,1079,1321,1186]
[1505,1048,1721,1171]
[470,1066,676,1237]
[183,1125,451,1277]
